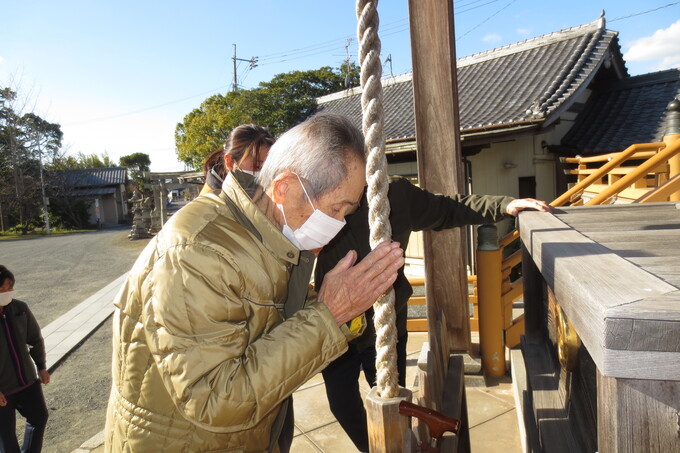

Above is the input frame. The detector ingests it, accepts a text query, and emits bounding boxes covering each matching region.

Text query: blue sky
[1,0,678,172]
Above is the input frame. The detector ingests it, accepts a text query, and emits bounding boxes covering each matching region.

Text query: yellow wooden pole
[665,136,680,201]
[664,96,680,201]
[476,225,506,377]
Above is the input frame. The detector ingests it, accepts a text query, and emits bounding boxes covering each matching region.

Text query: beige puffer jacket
[105,173,350,452]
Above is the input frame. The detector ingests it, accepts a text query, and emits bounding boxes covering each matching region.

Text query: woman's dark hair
[0,265,15,287]
[202,124,275,179]
[202,148,226,176]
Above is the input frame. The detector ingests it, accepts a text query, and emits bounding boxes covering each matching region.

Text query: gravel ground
[0,226,150,453]
[0,226,150,326]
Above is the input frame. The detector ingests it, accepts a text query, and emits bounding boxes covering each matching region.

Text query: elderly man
[105,113,404,452]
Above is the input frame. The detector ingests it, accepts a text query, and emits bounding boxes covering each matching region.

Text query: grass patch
[0,228,95,241]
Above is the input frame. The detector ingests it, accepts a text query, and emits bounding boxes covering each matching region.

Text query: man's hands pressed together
[317,241,404,326]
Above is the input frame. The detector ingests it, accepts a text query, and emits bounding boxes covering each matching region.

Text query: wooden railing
[406,136,680,377]
[407,275,480,333]
[554,138,680,206]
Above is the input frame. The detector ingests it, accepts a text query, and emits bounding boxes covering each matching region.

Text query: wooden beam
[408,0,470,352]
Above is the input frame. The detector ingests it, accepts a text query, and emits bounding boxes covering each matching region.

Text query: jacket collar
[221,171,300,265]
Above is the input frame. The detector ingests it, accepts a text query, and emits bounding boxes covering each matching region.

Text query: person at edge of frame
[0,265,51,453]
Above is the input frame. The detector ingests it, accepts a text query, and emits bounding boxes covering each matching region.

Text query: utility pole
[384,54,393,77]
[231,44,258,92]
[344,38,353,89]
[36,136,51,234]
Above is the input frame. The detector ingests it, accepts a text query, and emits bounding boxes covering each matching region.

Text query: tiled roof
[52,167,128,188]
[316,17,626,141]
[561,69,680,154]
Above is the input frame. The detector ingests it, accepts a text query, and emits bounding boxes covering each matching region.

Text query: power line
[455,0,499,8]
[63,84,230,126]
[457,0,502,14]
[256,1,512,68]
[257,18,408,61]
[610,1,680,22]
[457,0,518,40]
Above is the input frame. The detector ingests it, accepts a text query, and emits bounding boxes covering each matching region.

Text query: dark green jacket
[315,176,513,350]
[0,299,46,394]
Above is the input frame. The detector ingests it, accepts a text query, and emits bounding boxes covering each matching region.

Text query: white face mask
[239,169,260,177]
[277,173,346,250]
[0,291,13,307]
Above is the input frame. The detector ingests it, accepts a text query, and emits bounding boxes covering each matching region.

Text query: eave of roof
[51,167,128,187]
[561,68,680,155]
[315,16,627,142]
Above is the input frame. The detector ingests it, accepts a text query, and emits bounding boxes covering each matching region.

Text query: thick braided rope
[356,0,399,398]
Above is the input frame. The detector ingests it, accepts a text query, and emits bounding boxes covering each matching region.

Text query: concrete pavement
[72,328,521,452]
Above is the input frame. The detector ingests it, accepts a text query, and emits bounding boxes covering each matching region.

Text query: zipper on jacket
[1,312,28,387]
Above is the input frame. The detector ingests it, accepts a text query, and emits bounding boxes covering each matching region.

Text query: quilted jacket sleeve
[142,242,348,434]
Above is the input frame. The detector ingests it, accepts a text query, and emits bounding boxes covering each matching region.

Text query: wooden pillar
[159,179,168,226]
[597,371,680,453]
[408,0,470,352]
[476,226,506,377]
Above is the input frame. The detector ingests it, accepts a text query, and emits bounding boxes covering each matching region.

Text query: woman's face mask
[0,290,14,307]
[277,173,346,251]
[239,169,260,177]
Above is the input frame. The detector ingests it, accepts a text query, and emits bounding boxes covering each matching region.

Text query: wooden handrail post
[476,225,506,377]
[666,139,680,201]
[664,96,680,201]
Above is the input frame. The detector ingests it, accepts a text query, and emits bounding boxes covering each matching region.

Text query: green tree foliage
[119,152,151,173]
[175,91,248,169]
[49,152,116,170]
[0,87,63,231]
[175,64,360,169]
[119,152,152,196]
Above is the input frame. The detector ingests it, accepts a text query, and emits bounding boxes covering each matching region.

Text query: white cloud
[483,33,502,43]
[516,28,531,36]
[624,20,680,71]
[0,56,5,65]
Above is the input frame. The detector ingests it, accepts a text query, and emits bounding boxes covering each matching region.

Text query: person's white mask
[277,173,346,250]
[239,169,260,177]
[0,291,13,307]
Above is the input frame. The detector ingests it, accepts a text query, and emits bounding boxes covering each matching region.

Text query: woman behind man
[0,265,50,453]
[200,124,275,195]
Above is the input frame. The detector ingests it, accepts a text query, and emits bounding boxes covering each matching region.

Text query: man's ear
[270,172,293,204]
[224,154,236,171]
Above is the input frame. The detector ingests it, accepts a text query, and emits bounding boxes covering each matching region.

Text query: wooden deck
[517,201,680,453]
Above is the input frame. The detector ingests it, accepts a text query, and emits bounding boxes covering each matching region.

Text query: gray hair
[256,113,366,198]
